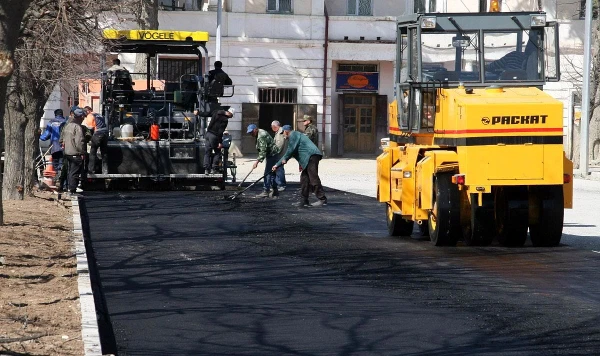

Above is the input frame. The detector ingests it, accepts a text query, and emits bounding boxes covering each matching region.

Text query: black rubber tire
[529,185,564,247]
[495,187,528,247]
[386,204,414,236]
[463,193,495,246]
[428,173,460,246]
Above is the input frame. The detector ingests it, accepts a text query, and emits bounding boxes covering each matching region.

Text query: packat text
[491,115,548,125]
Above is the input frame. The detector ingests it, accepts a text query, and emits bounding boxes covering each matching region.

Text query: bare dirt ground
[0,191,83,356]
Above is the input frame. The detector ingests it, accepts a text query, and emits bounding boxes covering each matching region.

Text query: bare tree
[2,0,116,200]
[0,1,34,223]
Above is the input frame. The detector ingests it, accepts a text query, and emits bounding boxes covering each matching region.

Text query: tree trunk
[3,105,26,200]
[3,69,48,200]
[24,109,41,194]
[0,0,34,222]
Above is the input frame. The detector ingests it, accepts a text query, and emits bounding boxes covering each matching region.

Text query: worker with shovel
[247,124,280,198]
[273,125,327,207]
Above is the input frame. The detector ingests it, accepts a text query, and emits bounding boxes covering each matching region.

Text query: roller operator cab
[91,29,234,189]
[377,11,573,247]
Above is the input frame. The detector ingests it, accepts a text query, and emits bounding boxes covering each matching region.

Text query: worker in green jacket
[247,124,280,198]
[273,125,327,207]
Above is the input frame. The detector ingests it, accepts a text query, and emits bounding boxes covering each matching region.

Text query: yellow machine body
[379,86,572,213]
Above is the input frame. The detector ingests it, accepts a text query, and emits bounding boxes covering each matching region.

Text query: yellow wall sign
[103,29,209,42]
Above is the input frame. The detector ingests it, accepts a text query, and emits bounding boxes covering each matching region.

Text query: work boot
[270,188,279,198]
[256,190,269,198]
[310,199,327,207]
[292,200,310,207]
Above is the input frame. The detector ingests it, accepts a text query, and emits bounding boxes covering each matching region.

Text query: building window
[259,88,297,103]
[267,0,292,13]
[348,0,372,16]
[580,0,599,19]
[338,64,378,72]
[158,58,199,82]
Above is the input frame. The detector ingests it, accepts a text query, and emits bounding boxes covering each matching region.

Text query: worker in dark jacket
[273,126,327,207]
[60,108,87,196]
[39,109,67,173]
[84,106,109,174]
[204,107,234,174]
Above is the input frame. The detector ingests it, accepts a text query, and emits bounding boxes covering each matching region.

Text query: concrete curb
[70,197,103,356]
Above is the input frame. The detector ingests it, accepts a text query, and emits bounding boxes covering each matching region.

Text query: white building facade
[44,0,587,157]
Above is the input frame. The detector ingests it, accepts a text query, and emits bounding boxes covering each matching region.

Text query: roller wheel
[386,204,414,236]
[428,173,460,246]
[529,185,564,247]
[463,193,495,246]
[495,187,528,247]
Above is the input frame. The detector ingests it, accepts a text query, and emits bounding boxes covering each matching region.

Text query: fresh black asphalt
[81,185,600,355]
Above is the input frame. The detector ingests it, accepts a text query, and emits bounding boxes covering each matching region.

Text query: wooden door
[342,94,376,153]
[241,103,260,154]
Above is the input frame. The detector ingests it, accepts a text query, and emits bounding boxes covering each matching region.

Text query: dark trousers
[89,133,108,174]
[300,154,325,201]
[65,154,83,193]
[51,151,63,174]
[204,131,222,171]
[262,155,279,192]
[275,162,286,187]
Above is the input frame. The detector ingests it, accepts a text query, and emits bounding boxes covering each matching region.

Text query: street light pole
[580,0,592,175]
[216,0,222,61]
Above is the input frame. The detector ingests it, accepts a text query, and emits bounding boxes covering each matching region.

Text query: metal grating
[258,88,297,103]
[159,58,199,83]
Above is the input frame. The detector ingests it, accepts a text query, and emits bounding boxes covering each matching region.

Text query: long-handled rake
[226,166,282,201]
[226,172,269,200]
[236,166,255,189]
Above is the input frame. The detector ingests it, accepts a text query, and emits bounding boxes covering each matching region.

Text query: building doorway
[341,94,377,153]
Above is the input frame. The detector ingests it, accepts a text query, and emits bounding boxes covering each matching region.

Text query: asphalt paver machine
[89,29,233,189]
[377,8,573,247]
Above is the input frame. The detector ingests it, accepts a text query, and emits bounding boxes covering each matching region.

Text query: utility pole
[580,0,592,175]
[216,0,222,61]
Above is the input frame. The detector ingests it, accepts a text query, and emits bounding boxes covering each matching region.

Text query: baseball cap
[282,125,292,131]
[73,108,85,118]
[70,105,80,113]
[227,107,235,115]
[246,124,257,133]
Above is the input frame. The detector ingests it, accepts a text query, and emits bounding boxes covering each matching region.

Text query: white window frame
[347,0,373,16]
[267,0,293,13]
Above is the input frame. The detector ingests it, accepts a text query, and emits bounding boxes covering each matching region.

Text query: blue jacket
[40,116,66,153]
[276,131,322,169]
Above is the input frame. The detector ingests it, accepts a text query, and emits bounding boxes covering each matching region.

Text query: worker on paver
[83,106,109,174]
[204,107,233,174]
[247,123,280,199]
[273,125,327,207]
[271,120,287,191]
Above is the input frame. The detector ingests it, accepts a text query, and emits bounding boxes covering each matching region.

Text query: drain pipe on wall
[321,4,329,156]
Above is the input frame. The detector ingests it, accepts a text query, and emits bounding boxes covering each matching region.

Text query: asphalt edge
[71,196,103,356]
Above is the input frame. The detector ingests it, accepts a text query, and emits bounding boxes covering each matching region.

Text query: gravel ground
[232,154,600,247]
